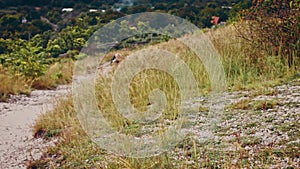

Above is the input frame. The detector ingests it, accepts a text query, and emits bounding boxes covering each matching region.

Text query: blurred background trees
[0,0,298,81]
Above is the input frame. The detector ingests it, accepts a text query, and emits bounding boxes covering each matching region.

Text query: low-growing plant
[227,98,252,110]
[252,99,280,111]
[32,59,73,89]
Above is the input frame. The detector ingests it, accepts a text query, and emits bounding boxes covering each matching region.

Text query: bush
[238,0,299,66]
[0,65,31,101]
[0,38,48,77]
[32,59,73,89]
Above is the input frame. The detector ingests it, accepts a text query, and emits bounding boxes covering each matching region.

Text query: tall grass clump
[0,65,31,101]
[208,24,299,90]
[31,97,107,168]
[32,59,74,89]
[31,98,194,168]
[94,41,210,133]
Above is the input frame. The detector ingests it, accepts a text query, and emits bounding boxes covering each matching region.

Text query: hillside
[0,0,299,168]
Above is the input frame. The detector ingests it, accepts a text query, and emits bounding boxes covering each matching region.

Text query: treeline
[0,0,118,8]
[0,0,252,58]
[0,0,252,39]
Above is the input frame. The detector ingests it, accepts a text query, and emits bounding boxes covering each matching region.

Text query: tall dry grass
[0,59,74,101]
[208,25,299,90]
[0,65,31,101]
[32,59,74,89]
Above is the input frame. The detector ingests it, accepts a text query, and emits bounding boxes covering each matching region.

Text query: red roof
[211,16,220,25]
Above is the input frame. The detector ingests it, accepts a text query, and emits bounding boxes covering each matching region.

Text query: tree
[0,14,22,38]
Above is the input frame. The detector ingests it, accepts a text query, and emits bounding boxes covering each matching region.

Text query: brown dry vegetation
[0,66,31,101]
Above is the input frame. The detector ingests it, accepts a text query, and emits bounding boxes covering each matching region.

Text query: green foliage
[0,13,21,29]
[46,38,67,57]
[0,38,48,77]
[46,25,92,57]
[76,12,102,27]
[45,10,62,24]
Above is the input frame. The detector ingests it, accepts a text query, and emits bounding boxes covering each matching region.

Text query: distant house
[89,9,98,12]
[35,7,42,11]
[101,9,106,13]
[62,8,73,12]
[112,7,122,12]
[21,17,27,23]
[211,16,220,25]
[221,6,232,9]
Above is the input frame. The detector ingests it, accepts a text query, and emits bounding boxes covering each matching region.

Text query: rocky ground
[169,79,300,168]
[0,85,70,169]
[78,76,299,168]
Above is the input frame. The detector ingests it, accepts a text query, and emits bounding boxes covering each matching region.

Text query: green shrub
[0,38,48,77]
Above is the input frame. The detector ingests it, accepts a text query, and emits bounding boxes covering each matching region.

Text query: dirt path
[0,85,71,169]
[0,61,113,169]
[98,61,114,76]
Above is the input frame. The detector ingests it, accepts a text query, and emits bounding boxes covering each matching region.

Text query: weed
[198,106,209,112]
[252,99,280,111]
[227,98,252,110]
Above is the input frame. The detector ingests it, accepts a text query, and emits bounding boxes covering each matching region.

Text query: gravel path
[0,85,71,169]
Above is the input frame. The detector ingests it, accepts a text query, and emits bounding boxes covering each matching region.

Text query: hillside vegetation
[31,23,299,167]
[31,0,299,167]
[0,0,252,101]
[0,0,299,168]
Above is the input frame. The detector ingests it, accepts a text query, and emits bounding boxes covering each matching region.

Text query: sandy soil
[0,85,70,169]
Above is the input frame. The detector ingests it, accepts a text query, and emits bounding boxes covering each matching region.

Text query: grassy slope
[30,24,299,168]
